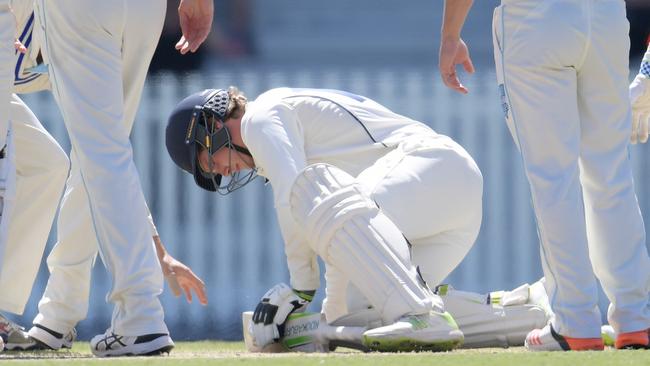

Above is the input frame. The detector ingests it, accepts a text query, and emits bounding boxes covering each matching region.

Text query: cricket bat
[242,311,368,353]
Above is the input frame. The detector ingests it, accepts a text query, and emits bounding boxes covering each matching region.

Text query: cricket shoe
[525,324,604,351]
[615,328,649,350]
[27,324,77,350]
[90,329,174,357]
[362,311,464,352]
[0,313,36,351]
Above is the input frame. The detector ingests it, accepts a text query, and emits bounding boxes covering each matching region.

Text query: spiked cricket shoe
[525,324,604,351]
[27,324,77,350]
[90,330,174,357]
[362,311,464,352]
[0,313,40,351]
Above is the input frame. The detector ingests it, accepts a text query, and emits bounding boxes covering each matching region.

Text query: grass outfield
[0,341,649,365]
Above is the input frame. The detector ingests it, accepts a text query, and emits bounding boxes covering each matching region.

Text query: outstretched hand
[438,37,475,94]
[176,0,214,54]
[161,252,208,305]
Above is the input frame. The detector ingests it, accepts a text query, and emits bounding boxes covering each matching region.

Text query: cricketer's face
[197,143,252,178]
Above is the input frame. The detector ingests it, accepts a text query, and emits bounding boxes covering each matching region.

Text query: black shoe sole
[101,345,174,357]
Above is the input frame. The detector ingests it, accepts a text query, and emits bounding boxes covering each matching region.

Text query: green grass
[0,342,648,365]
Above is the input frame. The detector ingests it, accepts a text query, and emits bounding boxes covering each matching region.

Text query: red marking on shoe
[563,337,604,351]
[551,325,604,351]
[615,329,649,349]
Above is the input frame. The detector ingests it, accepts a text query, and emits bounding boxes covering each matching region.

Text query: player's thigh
[494,1,585,174]
[577,2,630,184]
[410,231,476,287]
[363,138,482,241]
[10,94,68,174]
[37,0,131,150]
[121,0,165,133]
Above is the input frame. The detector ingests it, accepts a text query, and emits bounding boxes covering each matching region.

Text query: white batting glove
[630,73,650,144]
[249,283,313,348]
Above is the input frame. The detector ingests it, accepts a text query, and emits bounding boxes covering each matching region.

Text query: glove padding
[630,73,650,144]
[250,283,312,348]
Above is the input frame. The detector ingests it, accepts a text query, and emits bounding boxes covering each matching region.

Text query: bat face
[242,311,367,353]
[241,311,326,353]
[281,312,328,352]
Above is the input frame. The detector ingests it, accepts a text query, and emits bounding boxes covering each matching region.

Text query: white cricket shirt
[241,87,437,290]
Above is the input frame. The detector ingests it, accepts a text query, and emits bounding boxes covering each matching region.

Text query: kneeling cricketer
[165,87,550,352]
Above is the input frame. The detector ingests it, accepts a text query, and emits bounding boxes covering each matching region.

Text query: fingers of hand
[250,283,306,347]
[439,58,469,94]
[175,36,186,50]
[181,275,208,305]
[631,112,640,144]
[196,286,208,305]
[463,59,475,74]
[165,273,182,297]
[641,112,650,144]
[250,322,278,348]
[14,40,26,54]
[181,283,193,303]
[174,267,207,304]
[251,301,282,348]
[443,72,468,94]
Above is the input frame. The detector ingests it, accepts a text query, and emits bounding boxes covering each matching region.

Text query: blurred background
[12,0,650,341]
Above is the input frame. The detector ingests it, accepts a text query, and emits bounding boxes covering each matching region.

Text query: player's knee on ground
[290,163,437,324]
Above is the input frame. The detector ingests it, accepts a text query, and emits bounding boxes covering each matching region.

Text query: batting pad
[290,164,433,323]
[440,285,548,348]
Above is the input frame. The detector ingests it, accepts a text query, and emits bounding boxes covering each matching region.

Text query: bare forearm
[441,0,474,40]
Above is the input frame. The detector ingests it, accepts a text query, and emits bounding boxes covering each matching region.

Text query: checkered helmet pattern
[640,61,650,78]
[204,89,230,121]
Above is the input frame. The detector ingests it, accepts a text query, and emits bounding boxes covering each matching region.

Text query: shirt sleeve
[243,103,320,291]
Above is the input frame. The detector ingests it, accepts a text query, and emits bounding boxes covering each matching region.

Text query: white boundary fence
[19,66,650,340]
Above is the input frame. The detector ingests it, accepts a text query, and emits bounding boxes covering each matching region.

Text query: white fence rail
[18,66,650,340]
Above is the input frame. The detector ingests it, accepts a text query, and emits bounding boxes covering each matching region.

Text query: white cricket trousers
[493,0,650,337]
[0,0,13,280]
[0,0,11,150]
[32,0,168,336]
[323,134,483,322]
[0,95,68,314]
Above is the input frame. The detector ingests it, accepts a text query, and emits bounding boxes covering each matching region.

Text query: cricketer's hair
[224,86,247,120]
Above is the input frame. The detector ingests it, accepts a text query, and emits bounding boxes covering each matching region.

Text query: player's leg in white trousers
[0,95,68,314]
[327,135,537,344]
[359,135,483,288]
[493,0,650,345]
[0,1,13,353]
[0,0,12,149]
[32,0,164,340]
[33,0,170,351]
[30,152,95,341]
[290,163,464,352]
[0,2,14,287]
[329,136,482,313]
